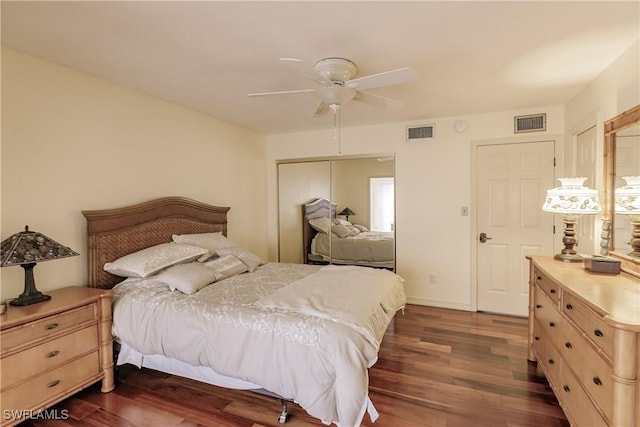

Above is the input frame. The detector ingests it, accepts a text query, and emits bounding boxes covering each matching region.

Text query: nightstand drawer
[1,326,98,389]
[1,351,100,421]
[562,292,613,359]
[0,304,96,355]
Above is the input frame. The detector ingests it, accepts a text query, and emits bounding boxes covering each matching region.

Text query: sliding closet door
[278,161,330,263]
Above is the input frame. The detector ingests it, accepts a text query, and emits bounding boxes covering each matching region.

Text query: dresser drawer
[534,286,562,348]
[0,304,96,355]
[534,267,560,303]
[560,365,608,427]
[533,323,562,387]
[1,326,98,389]
[0,351,100,421]
[561,320,613,422]
[562,292,613,360]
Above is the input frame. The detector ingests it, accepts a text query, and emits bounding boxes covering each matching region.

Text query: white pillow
[332,218,351,226]
[332,223,358,238]
[104,243,207,278]
[309,217,332,234]
[216,246,264,272]
[203,254,248,280]
[157,263,216,294]
[352,224,369,232]
[172,232,238,261]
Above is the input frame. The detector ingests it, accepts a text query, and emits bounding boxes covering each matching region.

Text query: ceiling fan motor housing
[314,58,357,84]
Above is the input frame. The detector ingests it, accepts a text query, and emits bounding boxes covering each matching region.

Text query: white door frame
[470,134,564,312]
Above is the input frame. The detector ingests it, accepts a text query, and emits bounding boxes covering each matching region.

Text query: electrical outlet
[429,274,437,284]
[461,206,469,216]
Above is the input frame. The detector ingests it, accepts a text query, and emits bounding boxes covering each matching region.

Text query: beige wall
[1,48,267,299]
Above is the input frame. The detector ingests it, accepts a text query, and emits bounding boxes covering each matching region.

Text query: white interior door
[477,141,555,316]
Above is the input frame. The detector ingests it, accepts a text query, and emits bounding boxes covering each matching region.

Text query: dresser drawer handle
[534,336,540,341]
[45,350,60,358]
[594,329,604,338]
[565,304,573,310]
[537,276,542,281]
[45,323,59,330]
[548,359,555,365]
[549,289,556,294]
[536,304,542,309]
[593,377,603,386]
[47,380,60,388]
[563,385,571,393]
[549,322,555,327]
[565,342,572,349]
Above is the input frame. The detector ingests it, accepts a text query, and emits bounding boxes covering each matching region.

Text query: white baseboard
[405,296,474,312]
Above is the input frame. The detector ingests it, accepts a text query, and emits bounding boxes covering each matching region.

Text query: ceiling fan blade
[346,67,418,91]
[312,102,330,118]
[279,57,334,86]
[354,90,404,110]
[247,89,316,97]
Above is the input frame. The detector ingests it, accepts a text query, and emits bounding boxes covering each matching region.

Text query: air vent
[514,113,546,133]
[406,125,435,141]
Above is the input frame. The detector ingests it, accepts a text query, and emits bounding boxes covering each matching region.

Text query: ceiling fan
[248,57,419,117]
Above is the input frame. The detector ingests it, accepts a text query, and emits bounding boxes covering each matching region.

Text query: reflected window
[370,177,395,231]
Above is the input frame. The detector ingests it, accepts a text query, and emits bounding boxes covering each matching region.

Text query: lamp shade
[338,207,355,217]
[542,177,601,215]
[615,176,640,214]
[1,226,79,267]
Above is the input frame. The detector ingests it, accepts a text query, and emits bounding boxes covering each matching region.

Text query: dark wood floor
[23,305,569,427]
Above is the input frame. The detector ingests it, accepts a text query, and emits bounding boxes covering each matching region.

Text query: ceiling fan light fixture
[316,85,356,106]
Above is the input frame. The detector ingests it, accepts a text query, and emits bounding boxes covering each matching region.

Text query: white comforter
[312,231,394,263]
[112,262,406,427]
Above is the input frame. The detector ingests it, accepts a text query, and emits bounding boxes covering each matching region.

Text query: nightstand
[0,286,114,426]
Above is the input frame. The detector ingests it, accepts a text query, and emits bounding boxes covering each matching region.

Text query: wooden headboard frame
[302,198,336,264]
[82,197,230,289]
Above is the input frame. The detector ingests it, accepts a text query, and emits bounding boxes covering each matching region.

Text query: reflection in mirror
[613,124,640,253]
[603,105,640,276]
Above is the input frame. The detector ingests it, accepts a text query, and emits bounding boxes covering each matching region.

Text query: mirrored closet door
[277,155,395,270]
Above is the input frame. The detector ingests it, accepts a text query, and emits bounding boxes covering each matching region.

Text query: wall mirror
[603,104,640,277]
[278,155,395,270]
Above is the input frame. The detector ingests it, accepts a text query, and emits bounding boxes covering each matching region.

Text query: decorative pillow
[346,224,361,235]
[103,243,207,278]
[203,254,248,280]
[215,246,264,272]
[332,223,358,238]
[172,232,239,261]
[309,217,332,234]
[352,224,369,232]
[157,263,216,294]
[332,218,351,226]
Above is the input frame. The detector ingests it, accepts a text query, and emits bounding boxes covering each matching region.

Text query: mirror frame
[603,104,640,277]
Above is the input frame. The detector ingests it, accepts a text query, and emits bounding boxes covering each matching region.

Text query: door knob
[479,232,493,243]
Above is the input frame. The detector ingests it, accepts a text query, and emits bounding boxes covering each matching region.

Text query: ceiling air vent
[514,113,546,133]
[406,125,435,142]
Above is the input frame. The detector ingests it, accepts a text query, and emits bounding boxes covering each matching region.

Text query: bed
[82,196,406,427]
[303,198,395,269]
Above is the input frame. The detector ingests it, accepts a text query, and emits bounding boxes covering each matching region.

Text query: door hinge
[553,157,556,167]
[553,225,556,234]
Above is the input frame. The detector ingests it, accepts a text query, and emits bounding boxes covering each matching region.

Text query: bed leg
[278,399,289,424]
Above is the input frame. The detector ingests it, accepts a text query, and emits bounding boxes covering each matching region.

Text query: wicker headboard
[302,198,336,264]
[82,197,230,289]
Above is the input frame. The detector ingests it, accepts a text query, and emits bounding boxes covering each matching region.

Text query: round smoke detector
[313,58,357,84]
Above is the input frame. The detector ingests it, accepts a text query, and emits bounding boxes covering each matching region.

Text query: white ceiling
[2,1,639,135]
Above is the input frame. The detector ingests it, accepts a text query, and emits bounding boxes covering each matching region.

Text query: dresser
[528,256,640,427]
[0,287,114,426]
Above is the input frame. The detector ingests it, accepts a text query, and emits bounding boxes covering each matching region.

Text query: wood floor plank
[20,304,569,427]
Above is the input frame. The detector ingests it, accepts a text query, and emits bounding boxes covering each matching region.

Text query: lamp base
[9,262,51,306]
[10,292,51,306]
[554,253,584,263]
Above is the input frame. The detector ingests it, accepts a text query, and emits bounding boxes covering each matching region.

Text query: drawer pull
[45,350,60,358]
[534,336,540,341]
[548,359,555,365]
[536,304,542,309]
[563,385,571,392]
[549,322,555,327]
[45,323,59,330]
[565,342,572,349]
[47,379,60,388]
[593,377,603,386]
[537,276,542,280]
[566,304,573,310]
[594,329,604,338]
[549,289,556,294]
